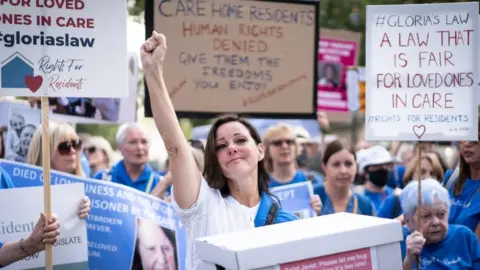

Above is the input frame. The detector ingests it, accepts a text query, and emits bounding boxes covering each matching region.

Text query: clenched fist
[140,31,167,75]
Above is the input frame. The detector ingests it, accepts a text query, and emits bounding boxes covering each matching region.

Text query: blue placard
[0,159,186,270]
[270,181,315,219]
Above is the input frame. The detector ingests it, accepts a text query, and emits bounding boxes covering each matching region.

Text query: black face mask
[367,169,389,187]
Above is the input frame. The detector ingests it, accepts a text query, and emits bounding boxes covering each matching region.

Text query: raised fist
[140,31,167,74]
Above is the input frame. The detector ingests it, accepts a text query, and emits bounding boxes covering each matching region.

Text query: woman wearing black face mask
[354,145,397,212]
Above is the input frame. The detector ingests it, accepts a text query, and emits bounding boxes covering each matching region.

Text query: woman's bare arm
[142,32,201,209]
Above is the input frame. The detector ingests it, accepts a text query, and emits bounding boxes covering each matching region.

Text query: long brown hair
[453,117,480,197]
[203,114,270,197]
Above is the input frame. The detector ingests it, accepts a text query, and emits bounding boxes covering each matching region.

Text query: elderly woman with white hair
[94,123,162,194]
[400,179,479,269]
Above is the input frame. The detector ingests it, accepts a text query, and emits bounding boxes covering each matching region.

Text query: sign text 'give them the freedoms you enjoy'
[145,0,320,118]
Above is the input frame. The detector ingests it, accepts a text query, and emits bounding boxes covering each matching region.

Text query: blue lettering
[367,115,401,123]
[423,114,468,123]
[408,114,420,122]
[211,2,243,19]
[158,0,206,17]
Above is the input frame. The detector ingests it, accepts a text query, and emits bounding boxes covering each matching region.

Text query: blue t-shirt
[388,165,406,189]
[269,170,322,189]
[80,153,91,177]
[400,224,480,269]
[254,192,299,226]
[377,194,403,219]
[449,179,480,232]
[93,161,161,193]
[0,167,14,189]
[314,185,375,216]
[358,186,393,212]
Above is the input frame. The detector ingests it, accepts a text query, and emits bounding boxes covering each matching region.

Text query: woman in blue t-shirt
[449,127,480,240]
[314,140,375,216]
[400,179,479,269]
[0,213,60,267]
[262,124,322,215]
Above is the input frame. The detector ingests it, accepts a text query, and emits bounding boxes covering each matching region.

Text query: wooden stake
[416,142,423,267]
[41,97,53,270]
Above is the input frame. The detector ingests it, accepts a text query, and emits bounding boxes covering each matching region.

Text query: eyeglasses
[84,146,97,154]
[58,139,82,155]
[270,139,295,147]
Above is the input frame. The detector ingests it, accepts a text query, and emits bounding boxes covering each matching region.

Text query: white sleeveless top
[172,178,260,270]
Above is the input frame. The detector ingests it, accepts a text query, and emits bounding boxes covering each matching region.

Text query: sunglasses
[270,139,295,147]
[58,139,82,155]
[84,146,97,154]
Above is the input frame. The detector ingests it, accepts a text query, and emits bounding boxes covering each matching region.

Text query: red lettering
[238,24,283,38]
[56,16,94,28]
[213,38,267,53]
[418,51,454,68]
[36,0,84,10]
[411,92,454,108]
[398,32,429,47]
[376,73,401,88]
[0,0,31,6]
[182,22,228,37]
[394,53,408,68]
[436,29,473,46]
[407,72,474,88]
[379,33,391,47]
[0,13,31,25]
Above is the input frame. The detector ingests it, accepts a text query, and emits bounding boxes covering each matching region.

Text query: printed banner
[270,182,315,219]
[145,0,319,118]
[5,106,41,163]
[317,29,361,112]
[0,183,88,270]
[0,0,128,97]
[0,160,186,270]
[280,247,374,270]
[365,2,479,141]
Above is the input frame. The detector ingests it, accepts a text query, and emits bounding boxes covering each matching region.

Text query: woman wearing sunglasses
[83,136,113,177]
[26,123,91,219]
[262,124,322,215]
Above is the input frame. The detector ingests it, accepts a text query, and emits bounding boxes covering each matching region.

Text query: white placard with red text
[365,2,478,141]
[0,0,128,98]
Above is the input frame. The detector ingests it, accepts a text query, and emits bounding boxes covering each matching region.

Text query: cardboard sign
[365,2,479,141]
[0,0,128,98]
[145,0,319,118]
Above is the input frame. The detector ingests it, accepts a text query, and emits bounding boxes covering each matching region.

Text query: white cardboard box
[196,213,403,270]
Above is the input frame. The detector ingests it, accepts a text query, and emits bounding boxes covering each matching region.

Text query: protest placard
[0,183,88,270]
[0,159,187,270]
[0,0,128,98]
[365,2,479,141]
[270,181,315,219]
[144,0,319,119]
[317,29,361,112]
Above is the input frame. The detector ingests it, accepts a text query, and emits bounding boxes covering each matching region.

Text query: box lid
[196,213,403,270]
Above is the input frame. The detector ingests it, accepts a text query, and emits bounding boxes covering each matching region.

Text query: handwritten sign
[0,0,128,97]
[365,2,479,141]
[146,0,319,118]
[280,248,374,270]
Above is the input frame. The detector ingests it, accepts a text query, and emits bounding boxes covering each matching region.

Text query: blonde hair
[262,124,296,173]
[83,136,114,167]
[26,122,84,177]
[403,153,444,186]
